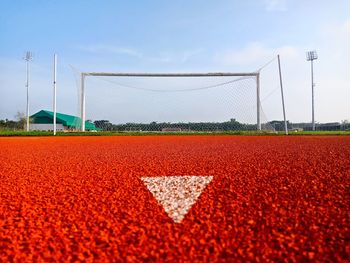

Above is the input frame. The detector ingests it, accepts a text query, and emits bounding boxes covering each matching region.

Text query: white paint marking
[141,176,213,223]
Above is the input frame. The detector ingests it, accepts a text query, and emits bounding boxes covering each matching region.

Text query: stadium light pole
[23,51,33,131]
[306,51,318,131]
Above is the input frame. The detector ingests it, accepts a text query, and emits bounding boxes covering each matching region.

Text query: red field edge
[0,136,349,262]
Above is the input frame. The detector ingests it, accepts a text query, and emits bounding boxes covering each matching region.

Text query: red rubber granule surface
[0,136,349,262]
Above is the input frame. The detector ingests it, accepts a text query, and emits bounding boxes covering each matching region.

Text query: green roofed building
[30,110,98,131]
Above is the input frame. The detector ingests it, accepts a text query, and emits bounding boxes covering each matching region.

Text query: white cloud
[78,45,143,58]
[263,0,287,11]
[78,44,204,64]
[214,42,298,68]
[154,48,205,63]
[215,43,270,66]
[181,49,205,63]
[339,19,350,33]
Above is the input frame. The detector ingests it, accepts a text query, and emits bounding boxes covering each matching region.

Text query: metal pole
[24,51,33,131]
[311,60,315,131]
[257,73,261,130]
[277,55,288,135]
[81,73,86,131]
[306,51,317,131]
[26,60,30,131]
[53,54,57,135]
[84,72,259,77]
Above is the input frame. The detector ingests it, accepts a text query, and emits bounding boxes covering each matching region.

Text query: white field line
[141,176,213,223]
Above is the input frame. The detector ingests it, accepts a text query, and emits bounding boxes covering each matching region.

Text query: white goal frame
[80,72,261,132]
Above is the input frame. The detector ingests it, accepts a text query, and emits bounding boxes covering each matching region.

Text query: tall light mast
[24,51,33,131]
[306,51,318,131]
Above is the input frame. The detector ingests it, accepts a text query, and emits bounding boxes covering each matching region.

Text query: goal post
[256,73,261,131]
[80,72,262,132]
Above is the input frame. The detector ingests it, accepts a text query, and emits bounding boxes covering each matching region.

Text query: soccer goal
[78,67,286,133]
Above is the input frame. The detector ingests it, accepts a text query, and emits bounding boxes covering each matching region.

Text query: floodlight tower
[306,50,318,131]
[24,51,33,131]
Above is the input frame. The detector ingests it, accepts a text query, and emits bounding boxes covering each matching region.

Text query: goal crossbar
[80,72,261,131]
[82,72,259,77]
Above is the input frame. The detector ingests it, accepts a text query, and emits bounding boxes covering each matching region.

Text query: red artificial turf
[0,136,349,262]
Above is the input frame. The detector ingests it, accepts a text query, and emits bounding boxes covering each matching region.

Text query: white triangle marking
[141,175,213,223]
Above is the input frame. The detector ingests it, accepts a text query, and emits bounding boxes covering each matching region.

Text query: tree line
[94,118,264,132]
[0,112,27,130]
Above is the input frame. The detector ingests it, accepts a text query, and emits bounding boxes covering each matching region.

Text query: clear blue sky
[1,0,349,123]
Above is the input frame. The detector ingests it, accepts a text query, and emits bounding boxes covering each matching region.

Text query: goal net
[77,72,280,132]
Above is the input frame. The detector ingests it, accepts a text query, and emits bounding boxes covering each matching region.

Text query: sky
[0,0,349,124]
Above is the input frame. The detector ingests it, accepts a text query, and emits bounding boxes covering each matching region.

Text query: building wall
[30,124,65,131]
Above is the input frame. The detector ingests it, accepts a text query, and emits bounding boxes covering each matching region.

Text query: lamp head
[24,51,33,61]
[306,51,318,61]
